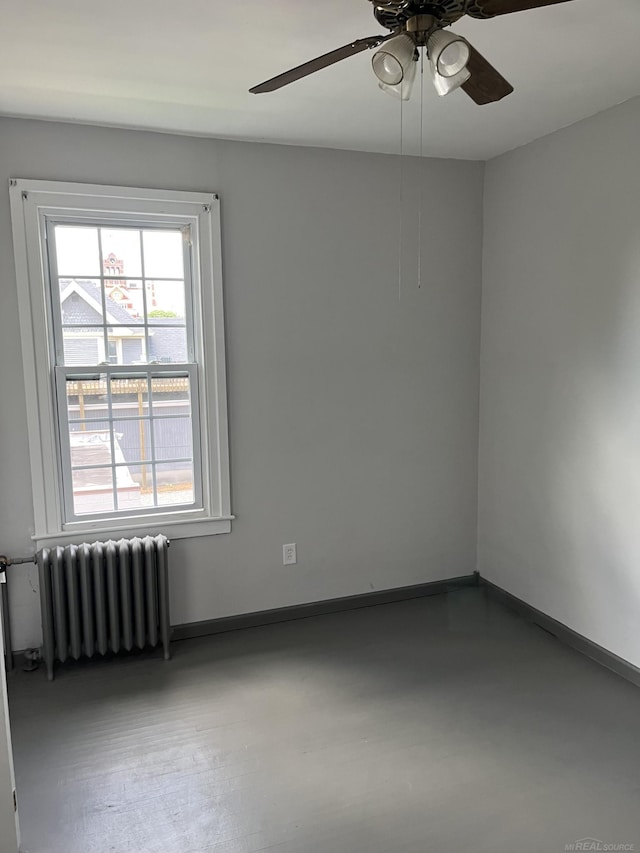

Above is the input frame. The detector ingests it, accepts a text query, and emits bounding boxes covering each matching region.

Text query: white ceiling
[1,0,640,161]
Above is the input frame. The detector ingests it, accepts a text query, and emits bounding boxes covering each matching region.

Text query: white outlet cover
[283,543,297,565]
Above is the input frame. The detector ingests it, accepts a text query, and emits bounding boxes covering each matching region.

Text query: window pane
[115,464,154,511]
[59,279,104,325]
[153,417,193,461]
[70,430,113,469]
[63,330,102,366]
[110,375,150,417]
[64,376,110,421]
[146,280,186,322]
[147,326,188,363]
[106,329,146,365]
[104,282,144,324]
[142,230,184,278]
[156,462,194,506]
[71,468,115,516]
[113,419,152,463]
[151,375,190,414]
[54,226,100,277]
[100,228,142,278]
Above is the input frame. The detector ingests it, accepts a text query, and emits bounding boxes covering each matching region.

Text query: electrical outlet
[283,543,297,565]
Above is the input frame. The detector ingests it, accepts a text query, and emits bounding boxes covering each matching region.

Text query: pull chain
[418,47,425,290]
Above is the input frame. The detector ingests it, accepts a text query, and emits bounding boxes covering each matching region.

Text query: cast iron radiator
[37,535,170,680]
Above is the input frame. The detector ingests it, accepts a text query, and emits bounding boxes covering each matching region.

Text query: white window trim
[9,179,233,545]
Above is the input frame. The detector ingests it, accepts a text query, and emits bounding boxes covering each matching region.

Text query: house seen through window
[52,224,198,519]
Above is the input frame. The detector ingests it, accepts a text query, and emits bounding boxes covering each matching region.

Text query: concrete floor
[8,588,640,853]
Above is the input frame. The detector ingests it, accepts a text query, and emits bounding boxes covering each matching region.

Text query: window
[10,181,232,543]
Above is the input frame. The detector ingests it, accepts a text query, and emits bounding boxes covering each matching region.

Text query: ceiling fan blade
[461,45,514,105]
[250,36,388,94]
[467,0,574,17]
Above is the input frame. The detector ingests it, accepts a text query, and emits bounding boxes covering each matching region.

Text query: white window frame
[10,179,232,545]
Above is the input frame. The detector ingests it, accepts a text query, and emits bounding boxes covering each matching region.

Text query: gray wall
[0,631,18,853]
[0,118,484,651]
[479,96,640,668]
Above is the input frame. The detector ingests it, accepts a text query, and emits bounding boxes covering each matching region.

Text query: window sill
[32,514,234,547]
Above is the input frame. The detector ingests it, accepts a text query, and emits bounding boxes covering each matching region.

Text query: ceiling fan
[249,0,575,104]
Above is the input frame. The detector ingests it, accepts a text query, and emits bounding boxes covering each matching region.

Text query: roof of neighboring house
[61,291,103,326]
[60,279,138,327]
[148,321,188,363]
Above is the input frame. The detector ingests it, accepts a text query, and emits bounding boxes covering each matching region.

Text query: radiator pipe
[0,583,12,674]
[0,555,35,674]
[0,555,36,567]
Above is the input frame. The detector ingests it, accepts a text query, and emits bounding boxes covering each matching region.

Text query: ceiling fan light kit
[372,20,473,100]
[249,0,576,105]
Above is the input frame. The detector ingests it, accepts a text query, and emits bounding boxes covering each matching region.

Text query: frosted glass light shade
[427,29,470,78]
[378,52,417,100]
[372,34,416,86]
[432,65,471,97]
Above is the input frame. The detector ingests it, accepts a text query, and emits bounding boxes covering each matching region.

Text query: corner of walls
[477,96,640,669]
[474,158,488,577]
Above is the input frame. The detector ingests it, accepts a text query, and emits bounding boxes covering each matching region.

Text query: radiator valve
[22,648,40,673]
